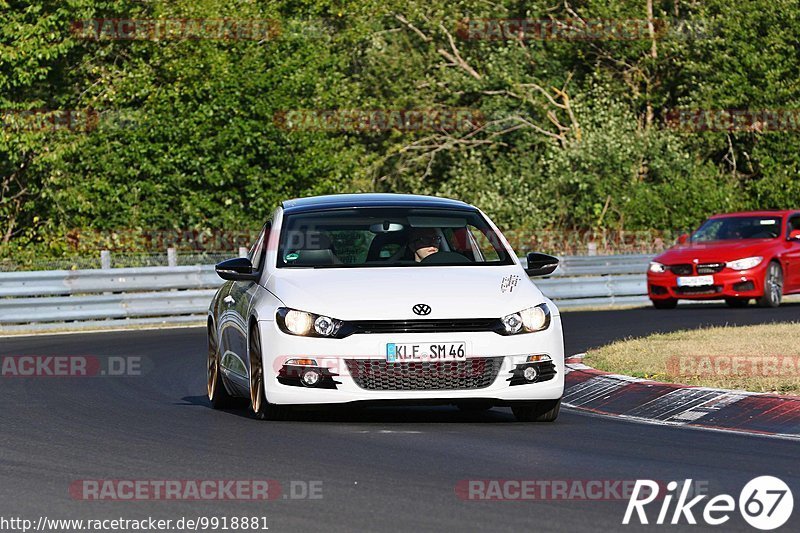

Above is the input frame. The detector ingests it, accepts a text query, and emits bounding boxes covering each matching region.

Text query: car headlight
[649,262,667,273]
[501,303,551,335]
[726,256,763,271]
[276,308,343,337]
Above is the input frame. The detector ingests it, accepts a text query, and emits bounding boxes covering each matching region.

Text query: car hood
[655,239,775,264]
[264,266,548,320]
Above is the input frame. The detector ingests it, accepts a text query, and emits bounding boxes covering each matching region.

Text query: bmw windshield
[690,216,782,242]
[277,207,515,268]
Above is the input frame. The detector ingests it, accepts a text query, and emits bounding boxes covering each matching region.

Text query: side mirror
[525,252,559,277]
[789,230,800,241]
[215,257,259,282]
[678,233,689,244]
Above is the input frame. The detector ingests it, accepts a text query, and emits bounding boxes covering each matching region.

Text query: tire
[756,262,783,308]
[512,399,561,422]
[725,297,750,308]
[652,298,678,310]
[208,323,234,409]
[249,324,292,421]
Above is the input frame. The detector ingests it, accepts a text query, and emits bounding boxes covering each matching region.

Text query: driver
[407,228,441,262]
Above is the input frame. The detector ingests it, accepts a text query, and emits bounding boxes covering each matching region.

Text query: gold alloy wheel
[207,327,219,400]
[249,327,264,414]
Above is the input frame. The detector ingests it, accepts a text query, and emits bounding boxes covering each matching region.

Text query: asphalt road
[1,304,798,532]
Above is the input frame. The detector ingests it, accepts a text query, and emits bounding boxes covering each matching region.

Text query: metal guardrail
[0,255,653,329]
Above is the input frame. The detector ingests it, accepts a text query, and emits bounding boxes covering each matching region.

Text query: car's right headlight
[649,261,668,273]
[276,308,343,337]
[726,256,763,271]
[500,303,551,335]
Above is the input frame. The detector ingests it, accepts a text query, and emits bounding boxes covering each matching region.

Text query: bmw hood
[264,266,549,321]
[655,239,775,264]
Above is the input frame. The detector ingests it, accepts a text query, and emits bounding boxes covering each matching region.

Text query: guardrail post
[238,246,248,258]
[100,250,111,269]
[167,248,177,267]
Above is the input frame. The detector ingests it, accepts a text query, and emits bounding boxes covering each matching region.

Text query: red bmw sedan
[647,211,800,309]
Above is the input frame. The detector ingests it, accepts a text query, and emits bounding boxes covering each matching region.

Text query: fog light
[301,369,321,387]
[523,366,538,382]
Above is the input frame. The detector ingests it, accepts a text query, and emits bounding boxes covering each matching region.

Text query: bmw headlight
[501,303,551,335]
[649,262,667,273]
[726,256,763,271]
[276,308,343,337]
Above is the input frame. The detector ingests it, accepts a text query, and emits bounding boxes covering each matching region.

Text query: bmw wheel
[725,297,750,308]
[652,298,678,310]
[249,324,292,421]
[757,262,783,308]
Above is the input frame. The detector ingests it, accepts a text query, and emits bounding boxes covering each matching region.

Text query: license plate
[677,275,714,287]
[386,342,466,362]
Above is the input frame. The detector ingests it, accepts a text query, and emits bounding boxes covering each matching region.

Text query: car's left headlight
[500,303,551,335]
[726,256,763,271]
[276,307,343,337]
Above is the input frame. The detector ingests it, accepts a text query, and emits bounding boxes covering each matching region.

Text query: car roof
[281,193,474,214]
[709,210,798,218]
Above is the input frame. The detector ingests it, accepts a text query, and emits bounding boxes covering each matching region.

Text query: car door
[784,214,800,291]
[220,223,270,393]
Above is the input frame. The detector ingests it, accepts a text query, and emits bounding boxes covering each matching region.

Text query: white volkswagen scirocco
[207,194,564,422]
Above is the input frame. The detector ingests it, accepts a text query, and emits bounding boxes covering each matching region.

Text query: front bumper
[647,264,767,300]
[258,315,565,405]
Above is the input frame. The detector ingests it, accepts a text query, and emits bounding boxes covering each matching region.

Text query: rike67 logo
[624,476,793,530]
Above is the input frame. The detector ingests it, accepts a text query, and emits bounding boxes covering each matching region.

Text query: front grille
[697,263,725,274]
[348,318,500,335]
[670,264,694,275]
[345,357,504,390]
[674,285,722,295]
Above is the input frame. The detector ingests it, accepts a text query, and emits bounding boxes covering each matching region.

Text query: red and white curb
[564,355,800,440]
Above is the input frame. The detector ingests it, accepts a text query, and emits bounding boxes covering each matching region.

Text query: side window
[468,226,501,262]
[790,216,800,233]
[249,222,271,271]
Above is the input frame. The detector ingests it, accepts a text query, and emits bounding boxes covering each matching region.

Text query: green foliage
[2,0,799,260]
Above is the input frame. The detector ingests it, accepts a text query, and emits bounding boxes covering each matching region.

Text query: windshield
[691,216,782,242]
[277,207,515,268]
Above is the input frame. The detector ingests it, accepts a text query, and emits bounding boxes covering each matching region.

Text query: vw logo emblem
[412,304,431,316]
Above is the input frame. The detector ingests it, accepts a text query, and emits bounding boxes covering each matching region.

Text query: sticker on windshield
[285,252,299,262]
